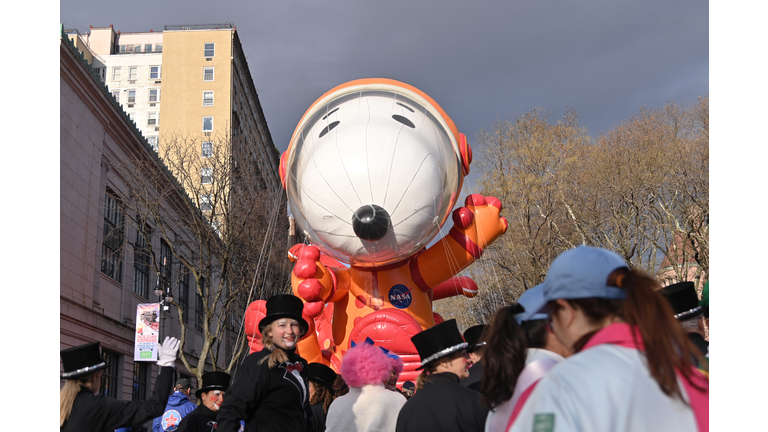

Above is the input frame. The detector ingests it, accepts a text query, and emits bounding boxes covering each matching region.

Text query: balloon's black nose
[352,204,390,241]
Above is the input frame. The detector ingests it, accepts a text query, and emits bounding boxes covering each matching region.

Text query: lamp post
[154,272,174,341]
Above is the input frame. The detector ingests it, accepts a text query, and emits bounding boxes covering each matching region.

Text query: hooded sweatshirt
[153,391,198,432]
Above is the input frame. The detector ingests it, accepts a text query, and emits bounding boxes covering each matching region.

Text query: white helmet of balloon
[281,79,471,268]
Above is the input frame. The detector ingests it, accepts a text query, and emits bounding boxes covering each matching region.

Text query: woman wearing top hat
[216,294,314,432]
[60,337,180,431]
[307,363,337,432]
[395,319,489,432]
[509,245,709,432]
[176,371,231,432]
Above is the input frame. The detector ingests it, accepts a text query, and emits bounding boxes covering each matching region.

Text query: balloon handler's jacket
[153,390,197,432]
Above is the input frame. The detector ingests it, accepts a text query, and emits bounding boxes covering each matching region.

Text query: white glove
[157,337,180,367]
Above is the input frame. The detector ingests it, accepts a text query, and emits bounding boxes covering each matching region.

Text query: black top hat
[258,294,309,336]
[307,363,337,390]
[60,342,109,380]
[195,371,232,398]
[659,282,703,321]
[411,319,468,369]
[463,325,487,353]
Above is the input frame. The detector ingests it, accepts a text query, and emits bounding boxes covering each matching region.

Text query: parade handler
[510,246,709,432]
[177,371,231,432]
[216,294,314,432]
[153,378,197,432]
[396,319,489,432]
[60,337,180,431]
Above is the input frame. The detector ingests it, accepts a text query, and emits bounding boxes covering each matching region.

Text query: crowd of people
[60,245,709,432]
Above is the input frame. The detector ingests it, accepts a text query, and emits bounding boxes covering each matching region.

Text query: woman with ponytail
[60,337,180,431]
[510,245,709,432]
[216,294,314,432]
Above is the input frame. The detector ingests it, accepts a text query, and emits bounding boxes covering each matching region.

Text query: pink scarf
[583,323,709,432]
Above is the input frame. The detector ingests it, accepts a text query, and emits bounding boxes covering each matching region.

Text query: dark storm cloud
[61,0,707,167]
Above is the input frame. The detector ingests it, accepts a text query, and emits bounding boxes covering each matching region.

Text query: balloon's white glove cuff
[156,337,180,367]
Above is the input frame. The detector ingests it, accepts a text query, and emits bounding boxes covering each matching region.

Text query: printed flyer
[134,303,160,361]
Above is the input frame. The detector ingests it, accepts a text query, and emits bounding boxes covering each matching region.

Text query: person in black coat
[177,371,231,432]
[659,281,710,359]
[460,325,487,392]
[216,294,315,432]
[60,337,180,432]
[396,320,489,432]
[307,363,337,432]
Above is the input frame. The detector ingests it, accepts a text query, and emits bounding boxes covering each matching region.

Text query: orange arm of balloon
[412,194,508,290]
[432,276,479,300]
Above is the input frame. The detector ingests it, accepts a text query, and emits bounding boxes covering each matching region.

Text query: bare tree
[114,128,289,384]
[443,98,709,321]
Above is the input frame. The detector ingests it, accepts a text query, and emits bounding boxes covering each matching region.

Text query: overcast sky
[60,0,707,190]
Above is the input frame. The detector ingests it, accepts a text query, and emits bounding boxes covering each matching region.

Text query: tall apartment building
[68,23,281,197]
[61,30,231,403]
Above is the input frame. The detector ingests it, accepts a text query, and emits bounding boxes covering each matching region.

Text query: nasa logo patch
[388,284,412,309]
[162,409,182,431]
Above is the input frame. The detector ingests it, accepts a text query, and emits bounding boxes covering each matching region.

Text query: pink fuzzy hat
[340,342,391,387]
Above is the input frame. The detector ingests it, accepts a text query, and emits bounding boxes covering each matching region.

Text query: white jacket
[510,344,699,432]
[326,384,407,432]
[484,348,564,432]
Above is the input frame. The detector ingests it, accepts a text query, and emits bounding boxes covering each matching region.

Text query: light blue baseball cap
[515,284,549,324]
[524,245,629,316]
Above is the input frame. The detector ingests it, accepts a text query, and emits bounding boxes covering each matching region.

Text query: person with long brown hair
[307,363,337,432]
[60,337,180,431]
[510,245,709,432]
[216,294,313,432]
[479,304,528,432]
[484,284,573,431]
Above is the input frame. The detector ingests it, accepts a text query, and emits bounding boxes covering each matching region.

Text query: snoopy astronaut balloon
[244,79,508,384]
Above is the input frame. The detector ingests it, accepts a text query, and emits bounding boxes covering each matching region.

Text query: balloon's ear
[459,133,472,176]
[279,150,288,189]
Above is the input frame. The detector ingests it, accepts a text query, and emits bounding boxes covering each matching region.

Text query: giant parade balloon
[244,78,508,385]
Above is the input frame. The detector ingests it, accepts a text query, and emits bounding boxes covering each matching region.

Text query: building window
[100,350,120,399]
[150,66,162,79]
[119,45,127,53]
[149,89,160,103]
[179,271,190,324]
[101,189,124,282]
[202,142,213,158]
[147,136,159,151]
[155,44,162,52]
[132,362,148,401]
[195,277,205,332]
[203,91,214,107]
[147,112,159,126]
[203,116,213,132]
[145,44,152,53]
[113,67,122,80]
[129,67,138,80]
[200,195,212,212]
[160,239,172,294]
[128,90,136,104]
[96,68,106,81]
[201,167,213,185]
[111,90,120,103]
[204,43,215,57]
[133,222,152,299]
[203,67,214,82]
[133,45,142,53]
[128,113,135,122]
